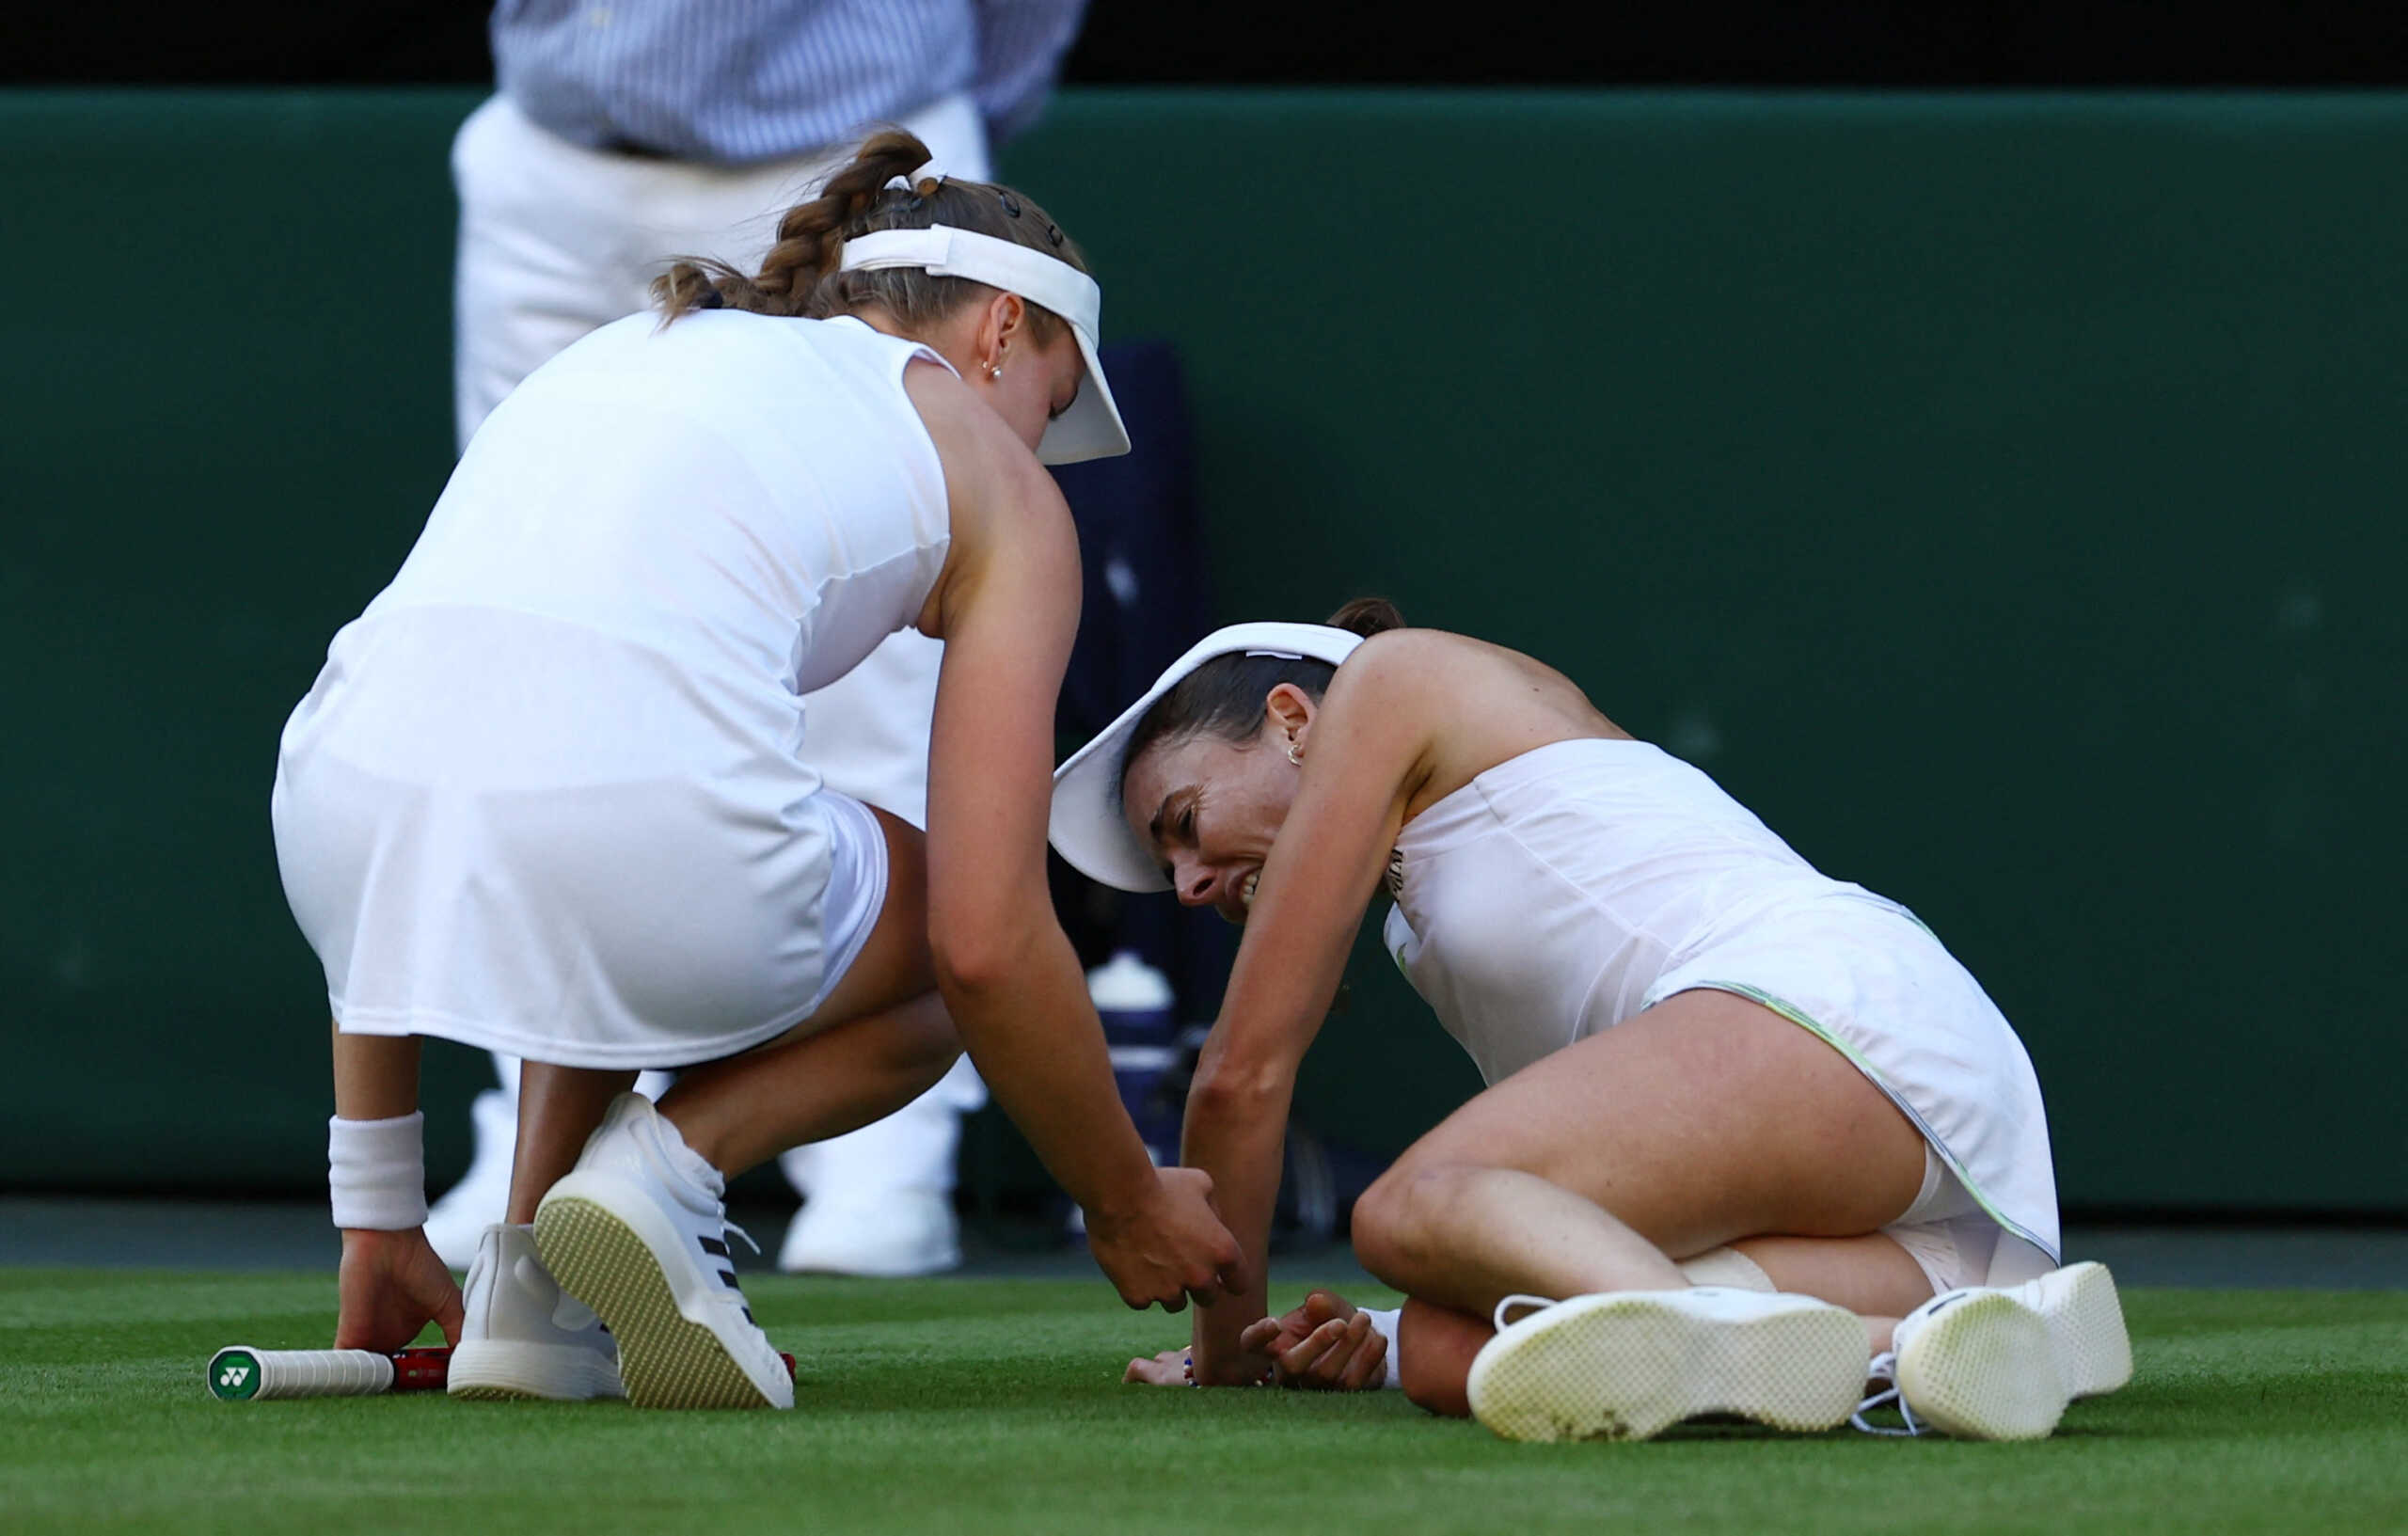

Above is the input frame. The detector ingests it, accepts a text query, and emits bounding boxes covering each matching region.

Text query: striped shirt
[491,0,1088,165]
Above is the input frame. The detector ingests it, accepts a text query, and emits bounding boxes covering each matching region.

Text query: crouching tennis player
[273,133,1239,1410]
[1053,602,2131,1440]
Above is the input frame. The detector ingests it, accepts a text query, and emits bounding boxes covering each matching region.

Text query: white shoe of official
[777,1191,960,1277]
[1863,1260,2132,1441]
[447,1223,625,1401]
[1466,1288,1870,1442]
[534,1094,794,1410]
[423,1089,518,1271]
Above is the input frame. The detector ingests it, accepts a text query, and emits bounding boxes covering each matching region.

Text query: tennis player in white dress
[1052,602,2131,1441]
[274,132,1240,1410]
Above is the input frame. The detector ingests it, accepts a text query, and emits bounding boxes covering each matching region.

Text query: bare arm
[912,366,1241,1310]
[332,1028,419,1120]
[1182,638,1433,1380]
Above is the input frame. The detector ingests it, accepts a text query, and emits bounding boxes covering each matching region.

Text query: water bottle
[1068,951,1180,1236]
[1088,950,1180,1163]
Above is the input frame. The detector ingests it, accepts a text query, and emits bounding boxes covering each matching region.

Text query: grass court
[6,1269,2403,1534]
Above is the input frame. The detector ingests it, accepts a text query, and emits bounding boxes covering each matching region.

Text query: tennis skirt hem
[328,998,817,1070]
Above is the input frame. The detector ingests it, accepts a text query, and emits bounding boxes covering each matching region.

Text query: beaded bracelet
[1182,1353,1275,1387]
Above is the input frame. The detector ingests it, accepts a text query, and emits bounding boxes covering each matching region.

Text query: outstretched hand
[1239,1289,1388,1390]
[1085,1165,1245,1312]
[1122,1289,1389,1390]
[334,1227,464,1354]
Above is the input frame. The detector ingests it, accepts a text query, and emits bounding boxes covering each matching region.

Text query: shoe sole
[535,1186,790,1411]
[1894,1261,2131,1441]
[2042,1261,2133,1400]
[1466,1291,1868,1443]
[446,1339,625,1402]
[1894,1289,2060,1439]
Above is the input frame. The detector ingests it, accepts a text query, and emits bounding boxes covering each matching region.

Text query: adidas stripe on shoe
[534,1093,794,1411]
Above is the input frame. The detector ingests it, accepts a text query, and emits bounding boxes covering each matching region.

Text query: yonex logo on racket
[208,1348,263,1399]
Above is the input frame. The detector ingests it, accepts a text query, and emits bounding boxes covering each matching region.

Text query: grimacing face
[1118,704,1310,926]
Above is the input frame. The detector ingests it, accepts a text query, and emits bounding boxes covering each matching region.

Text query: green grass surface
[4,1271,2403,1534]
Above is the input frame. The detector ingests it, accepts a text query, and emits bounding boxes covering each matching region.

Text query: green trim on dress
[1669,978,2056,1262]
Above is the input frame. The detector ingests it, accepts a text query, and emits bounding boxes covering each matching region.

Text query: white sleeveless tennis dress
[1382,738,2060,1285]
[272,312,953,1069]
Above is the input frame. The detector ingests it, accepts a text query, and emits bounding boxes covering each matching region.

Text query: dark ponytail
[1117,599,1407,787]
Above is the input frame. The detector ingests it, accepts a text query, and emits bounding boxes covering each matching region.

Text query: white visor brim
[1049,622,1368,892]
[838,225,1130,464]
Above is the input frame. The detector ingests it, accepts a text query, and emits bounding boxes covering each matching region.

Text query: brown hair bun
[1326,597,1405,637]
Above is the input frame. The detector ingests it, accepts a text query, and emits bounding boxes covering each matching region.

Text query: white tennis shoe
[447,1222,625,1401]
[777,1189,960,1277]
[1466,1288,1871,1442]
[1859,1260,2132,1440]
[534,1094,794,1410]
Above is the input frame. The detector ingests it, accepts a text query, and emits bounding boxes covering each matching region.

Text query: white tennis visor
[1049,621,1368,893]
[837,225,1131,465]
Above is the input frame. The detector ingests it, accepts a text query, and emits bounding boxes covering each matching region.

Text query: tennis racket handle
[208,1344,790,1401]
[207,1345,452,1401]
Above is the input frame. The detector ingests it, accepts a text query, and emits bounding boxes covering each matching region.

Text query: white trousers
[449,91,990,1196]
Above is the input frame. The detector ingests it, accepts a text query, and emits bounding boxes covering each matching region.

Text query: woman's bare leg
[507,1066,638,1224]
[1349,990,1941,1417]
[657,805,948,1176]
[1351,988,1927,1317]
[1396,1298,1490,1417]
[662,993,958,1177]
[1732,1232,1929,1354]
[1389,1232,1932,1417]
[1360,1165,1692,1306]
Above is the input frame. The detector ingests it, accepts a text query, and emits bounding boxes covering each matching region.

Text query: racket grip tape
[207,1345,452,1401]
[208,1345,792,1401]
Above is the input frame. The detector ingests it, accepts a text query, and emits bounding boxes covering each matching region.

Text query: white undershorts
[1679,1145,2056,1298]
[1880,1145,2055,1294]
[811,788,891,1017]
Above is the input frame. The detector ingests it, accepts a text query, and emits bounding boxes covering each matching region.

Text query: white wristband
[327,1113,428,1229]
[1362,1306,1404,1390]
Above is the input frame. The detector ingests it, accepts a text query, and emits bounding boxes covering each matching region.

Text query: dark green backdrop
[4,88,2400,1211]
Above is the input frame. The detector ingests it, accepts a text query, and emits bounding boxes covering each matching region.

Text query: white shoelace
[722,1221,761,1258]
[1850,1350,1926,1436]
[1491,1292,1560,1332]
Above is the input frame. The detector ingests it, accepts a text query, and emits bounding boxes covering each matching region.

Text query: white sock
[1675,1245,1777,1292]
[1361,1306,1405,1390]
